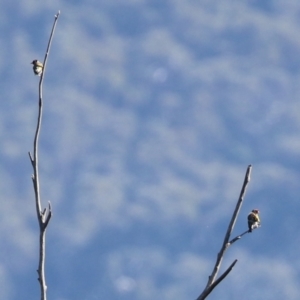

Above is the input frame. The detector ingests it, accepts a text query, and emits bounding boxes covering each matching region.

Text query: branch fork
[196,165,253,300]
[29,10,60,300]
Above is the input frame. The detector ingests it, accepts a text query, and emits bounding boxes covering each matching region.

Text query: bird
[248,209,260,233]
[31,60,43,76]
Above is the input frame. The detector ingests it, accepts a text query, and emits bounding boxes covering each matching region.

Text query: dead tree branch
[28,11,60,300]
[199,259,238,299]
[196,165,252,300]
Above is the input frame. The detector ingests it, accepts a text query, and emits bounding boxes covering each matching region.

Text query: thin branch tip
[55,10,61,18]
[246,166,252,180]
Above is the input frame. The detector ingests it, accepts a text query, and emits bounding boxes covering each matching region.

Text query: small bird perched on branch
[248,209,260,233]
[31,59,43,76]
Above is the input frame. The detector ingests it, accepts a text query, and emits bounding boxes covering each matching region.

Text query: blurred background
[1,0,300,299]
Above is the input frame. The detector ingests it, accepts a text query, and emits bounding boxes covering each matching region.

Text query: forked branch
[28,11,60,300]
[196,165,252,300]
[198,259,238,299]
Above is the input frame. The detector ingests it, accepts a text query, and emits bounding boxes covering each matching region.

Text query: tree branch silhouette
[196,165,253,300]
[28,11,60,300]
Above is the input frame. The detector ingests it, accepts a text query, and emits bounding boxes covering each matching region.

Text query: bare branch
[44,202,52,229]
[28,151,34,166]
[211,259,238,289]
[39,10,61,96]
[197,260,238,300]
[29,11,60,300]
[228,230,249,245]
[206,165,251,286]
[196,165,252,300]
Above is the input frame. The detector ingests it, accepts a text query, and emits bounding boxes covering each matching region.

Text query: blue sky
[1,0,300,299]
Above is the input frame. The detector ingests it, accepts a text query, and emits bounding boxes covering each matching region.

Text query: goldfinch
[31,60,43,76]
[247,209,260,233]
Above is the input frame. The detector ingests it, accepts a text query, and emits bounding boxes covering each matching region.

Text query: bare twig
[196,165,252,300]
[228,230,249,246]
[29,11,60,300]
[198,259,238,299]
